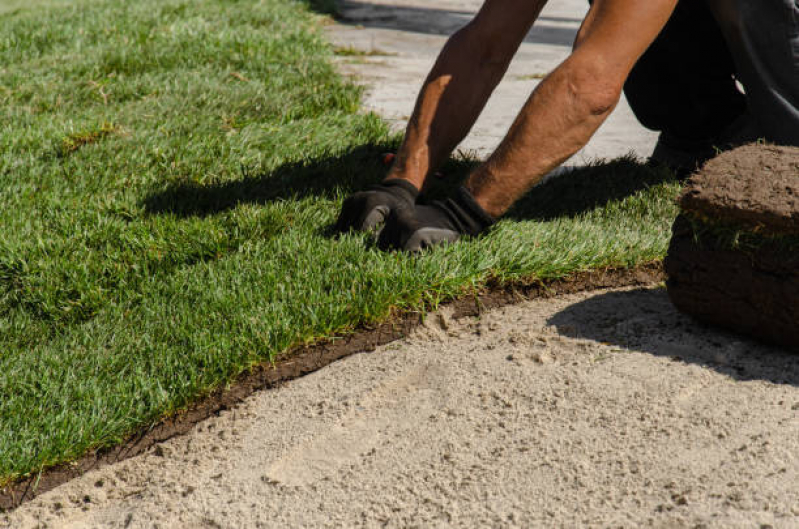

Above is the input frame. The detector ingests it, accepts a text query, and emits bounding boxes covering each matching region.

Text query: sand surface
[4,286,798,528]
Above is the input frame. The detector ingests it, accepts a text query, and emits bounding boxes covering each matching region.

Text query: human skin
[385,0,679,218]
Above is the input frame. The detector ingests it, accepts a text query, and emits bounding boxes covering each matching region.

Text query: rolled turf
[665,144,799,349]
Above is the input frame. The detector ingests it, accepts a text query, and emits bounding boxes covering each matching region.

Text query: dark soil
[680,144,799,235]
[0,262,664,512]
[665,215,799,350]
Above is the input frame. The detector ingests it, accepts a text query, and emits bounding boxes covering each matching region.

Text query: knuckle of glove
[337,181,419,234]
[338,190,392,232]
[377,206,418,250]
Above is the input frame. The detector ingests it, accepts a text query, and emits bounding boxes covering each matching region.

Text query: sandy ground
[4,286,798,528]
[4,2,798,528]
[325,0,659,160]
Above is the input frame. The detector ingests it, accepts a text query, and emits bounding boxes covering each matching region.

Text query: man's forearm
[385,27,513,190]
[387,1,547,190]
[465,0,678,218]
[465,55,619,217]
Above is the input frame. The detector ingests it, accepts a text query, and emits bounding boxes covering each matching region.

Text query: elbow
[580,84,621,117]
[563,62,623,117]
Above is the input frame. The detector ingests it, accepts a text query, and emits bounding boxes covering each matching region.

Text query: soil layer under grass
[0,0,680,492]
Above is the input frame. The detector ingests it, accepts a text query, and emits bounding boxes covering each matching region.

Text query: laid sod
[0,0,680,486]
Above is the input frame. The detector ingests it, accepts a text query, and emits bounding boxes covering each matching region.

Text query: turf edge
[0,261,664,512]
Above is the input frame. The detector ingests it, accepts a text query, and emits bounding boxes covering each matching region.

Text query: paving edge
[0,261,664,511]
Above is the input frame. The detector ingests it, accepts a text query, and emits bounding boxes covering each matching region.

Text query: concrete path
[325,0,659,161]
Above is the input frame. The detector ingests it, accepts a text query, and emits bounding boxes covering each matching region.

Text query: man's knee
[622,0,745,140]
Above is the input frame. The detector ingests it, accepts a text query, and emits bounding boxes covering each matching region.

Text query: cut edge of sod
[680,212,799,257]
[0,260,664,512]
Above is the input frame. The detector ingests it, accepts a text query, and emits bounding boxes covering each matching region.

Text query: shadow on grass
[144,143,397,217]
[504,158,680,221]
[299,0,339,15]
[144,144,679,222]
[547,288,799,387]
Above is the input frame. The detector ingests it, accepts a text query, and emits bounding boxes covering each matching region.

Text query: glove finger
[334,213,352,233]
[360,204,391,231]
[376,220,398,251]
[334,197,358,233]
[403,227,461,252]
[376,208,408,251]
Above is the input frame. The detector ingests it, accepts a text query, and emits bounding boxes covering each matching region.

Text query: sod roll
[664,144,799,350]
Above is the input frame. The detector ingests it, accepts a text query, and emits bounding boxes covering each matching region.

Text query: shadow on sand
[547,287,799,387]
[328,0,581,47]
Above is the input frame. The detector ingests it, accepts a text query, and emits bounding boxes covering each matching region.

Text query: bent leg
[708,0,799,145]
[622,0,746,143]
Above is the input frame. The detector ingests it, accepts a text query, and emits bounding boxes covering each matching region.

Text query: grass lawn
[0,0,680,486]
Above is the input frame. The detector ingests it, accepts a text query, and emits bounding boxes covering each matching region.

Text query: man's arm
[466,0,679,217]
[387,0,548,190]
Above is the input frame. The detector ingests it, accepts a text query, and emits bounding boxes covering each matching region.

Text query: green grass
[683,214,799,256]
[0,0,70,15]
[0,0,681,486]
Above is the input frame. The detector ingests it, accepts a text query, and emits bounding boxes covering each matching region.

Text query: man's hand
[335,179,419,233]
[377,187,495,252]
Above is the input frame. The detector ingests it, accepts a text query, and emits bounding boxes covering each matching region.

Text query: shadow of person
[329,1,581,47]
[143,142,679,223]
[504,157,681,221]
[299,0,339,15]
[416,156,682,223]
[143,143,400,218]
[546,287,799,387]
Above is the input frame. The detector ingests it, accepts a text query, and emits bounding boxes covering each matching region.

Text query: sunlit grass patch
[59,122,117,157]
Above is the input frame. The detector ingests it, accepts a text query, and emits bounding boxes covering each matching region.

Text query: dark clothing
[624,0,799,146]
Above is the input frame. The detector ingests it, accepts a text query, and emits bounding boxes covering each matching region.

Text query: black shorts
[623,0,799,146]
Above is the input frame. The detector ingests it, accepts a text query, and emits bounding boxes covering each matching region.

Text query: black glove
[378,186,496,252]
[335,179,419,233]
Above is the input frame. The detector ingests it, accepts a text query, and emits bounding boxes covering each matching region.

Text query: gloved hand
[378,186,495,251]
[335,179,419,233]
